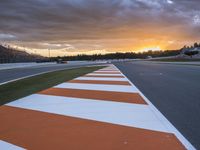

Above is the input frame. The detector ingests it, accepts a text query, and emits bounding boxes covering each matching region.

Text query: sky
[0,0,200,56]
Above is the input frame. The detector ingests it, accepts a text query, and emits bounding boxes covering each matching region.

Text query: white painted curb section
[0,140,25,150]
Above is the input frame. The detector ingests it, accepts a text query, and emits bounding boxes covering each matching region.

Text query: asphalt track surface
[114,61,200,149]
[0,65,192,149]
[0,62,105,85]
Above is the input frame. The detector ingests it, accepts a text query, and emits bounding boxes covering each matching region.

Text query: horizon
[1,43,183,57]
[0,0,200,56]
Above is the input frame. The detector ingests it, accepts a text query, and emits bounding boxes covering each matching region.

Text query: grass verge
[0,66,105,106]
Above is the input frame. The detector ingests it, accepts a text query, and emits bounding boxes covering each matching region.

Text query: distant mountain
[0,45,46,63]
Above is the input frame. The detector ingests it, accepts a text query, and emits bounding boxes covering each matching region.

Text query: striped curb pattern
[0,65,195,150]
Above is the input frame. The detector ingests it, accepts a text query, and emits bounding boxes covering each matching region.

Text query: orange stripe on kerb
[0,106,186,150]
[68,80,131,85]
[38,88,147,104]
[84,75,125,78]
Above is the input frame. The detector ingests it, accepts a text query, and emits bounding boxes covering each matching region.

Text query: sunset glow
[139,46,161,52]
[0,0,200,56]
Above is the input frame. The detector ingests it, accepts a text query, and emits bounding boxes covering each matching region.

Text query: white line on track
[0,64,107,86]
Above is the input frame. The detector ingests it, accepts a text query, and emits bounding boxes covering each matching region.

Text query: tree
[181,45,187,50]
[186,46,190,49]
[194,42,199,48]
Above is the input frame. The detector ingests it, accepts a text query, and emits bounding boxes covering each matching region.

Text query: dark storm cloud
[0,0,123,41]
[0,0,200,52]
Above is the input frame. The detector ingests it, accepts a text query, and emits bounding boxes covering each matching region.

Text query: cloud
[0,33,16,40]
[0,0,200,55]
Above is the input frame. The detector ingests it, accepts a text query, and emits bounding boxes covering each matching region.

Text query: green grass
[0,66,105,106]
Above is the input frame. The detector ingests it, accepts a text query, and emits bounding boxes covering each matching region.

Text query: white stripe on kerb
[101,68,117,70]
[94,71,120,73]
[74,77,129,81]
[0,140,25,150]
[6,94,169,133]
[98,69,118,71]
[55,83,138,93]
[86,73,123,76]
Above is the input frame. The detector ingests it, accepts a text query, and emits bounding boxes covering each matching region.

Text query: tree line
[182,42,200,49]
[51,50,181,61]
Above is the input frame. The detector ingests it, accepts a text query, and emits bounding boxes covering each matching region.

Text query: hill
[0,45,46,63]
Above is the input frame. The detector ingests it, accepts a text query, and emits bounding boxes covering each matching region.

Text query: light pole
[48,48,51,58]
[48,49,51,62]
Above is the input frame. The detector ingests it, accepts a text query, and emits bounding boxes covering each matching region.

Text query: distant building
[193,47,200,52]
[181,47,200,54]
[146,56,152,59]
[180,45,200,58]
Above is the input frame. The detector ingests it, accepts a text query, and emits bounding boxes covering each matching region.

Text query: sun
[139,46,161,52]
